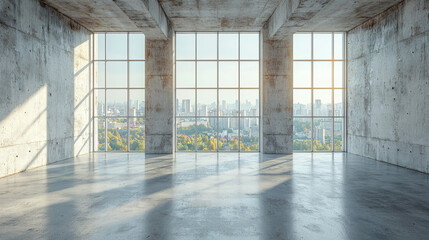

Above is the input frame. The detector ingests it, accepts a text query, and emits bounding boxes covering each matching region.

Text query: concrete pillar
[262,32,293,154]
[145,38,173,153]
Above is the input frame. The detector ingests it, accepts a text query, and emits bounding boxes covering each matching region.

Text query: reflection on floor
[0,153,428,239]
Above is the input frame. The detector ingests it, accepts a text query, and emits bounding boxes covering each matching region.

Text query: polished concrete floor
[0,153,428,240]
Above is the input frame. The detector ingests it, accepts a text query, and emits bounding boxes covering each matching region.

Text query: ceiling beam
[114,0,171,40]
[265,0,332,40]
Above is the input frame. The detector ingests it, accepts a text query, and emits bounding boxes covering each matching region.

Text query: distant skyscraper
[315,99,321,109]
[130,108,137,126]
[199,105,208,116]
[315,127,326,144]
[240,118,250,130]
[250,124,259,138]
[182,99,190,113]
[219,118,228,130]
[315,99,322,115]
[230,118,238,129]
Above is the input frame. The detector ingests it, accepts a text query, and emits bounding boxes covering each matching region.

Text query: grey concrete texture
[1,152,429,239]
[266,0,403,40]
[347,0,429,173]
[262,31,293,154]
[0,0,92,178]
[42,0,171,39]
[109,0,171,40]
[41,0,142,32]
[158,0,281,31]
[145,38,174,153]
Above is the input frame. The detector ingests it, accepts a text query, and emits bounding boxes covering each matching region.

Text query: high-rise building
[182,99,191,113]
[230,118,238,129]
[199,105,208,116]
[315,127,326,144]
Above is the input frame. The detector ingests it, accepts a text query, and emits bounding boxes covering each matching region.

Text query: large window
[293,32,345,151]
[93,32,145,151]
[175,32,260,152]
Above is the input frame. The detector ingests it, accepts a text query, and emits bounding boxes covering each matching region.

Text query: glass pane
[197,61,217,88]
[129,33,145,60]
[240,33,259,60]
[197,118,217,151]
[293,118,312,151]
[94,61,105,88]
[106,33,127,60]
[218,118,239,151]
[96,118,106,151]
[129,62,145,88]
[313,33,332,60]
[240,61,259,88]
[219,89,238,116]
[176,118,196,151]
[176,33,195,60]
[176,61,195,88]
[219,33,238,60]
[314,61,332,88]
[197,33,217,60]
[219,61,238,88]
[176,89,195,116]
[334,61,343,88]
[106,62,127,88]
[293,33,311,60]
[95,90,105,116]
[293,62,311,88]
[293,89,311,116]
[107,118,128,151]
[334,33,344,60]
[130,118,145,151]
[129,90,145,117]
[197,89,217,116]
[106,89,127,116]
[313,89,332,116]
[95,33,105,60]
[240,89,259,116]
[240,118,259,151]
[334,118,343,151]
[334,90,343,116]
[313,118,332,151]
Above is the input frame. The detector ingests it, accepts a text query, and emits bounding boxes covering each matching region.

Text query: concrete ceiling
[158,0,282,31]
[41,0,404,39]
[266,0,403,39]
[300,0,404,31]
[41,0,141,32]
[41,0,170,39]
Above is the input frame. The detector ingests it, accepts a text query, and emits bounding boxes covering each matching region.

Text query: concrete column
[262,32,293,154]
[145,38,173,153]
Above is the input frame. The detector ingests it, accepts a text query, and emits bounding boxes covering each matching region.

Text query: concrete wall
[145,38,174,153]
[347,0,429,173]
[262,31,293,154]
[0,0,92,178]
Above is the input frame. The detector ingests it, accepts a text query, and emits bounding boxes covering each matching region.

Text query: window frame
[174,31,262,152]
[293,32,347,152]
[92,32,146,152]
